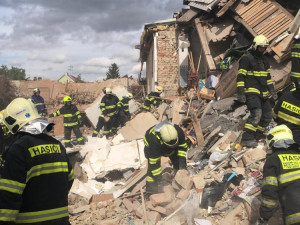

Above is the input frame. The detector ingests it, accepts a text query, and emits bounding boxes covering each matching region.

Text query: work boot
[242,139,258,148]
[78,140,85,145]
[65,143,73,148]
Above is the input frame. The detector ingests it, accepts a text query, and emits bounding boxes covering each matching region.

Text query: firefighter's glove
[256,217,268,225]
[48,114,54,118]
[237,94,246,104]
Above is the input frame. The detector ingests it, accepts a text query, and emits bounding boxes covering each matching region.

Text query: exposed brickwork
[156,30,179,96]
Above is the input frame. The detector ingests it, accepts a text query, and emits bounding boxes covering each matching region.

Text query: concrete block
[148,211,161,224]
[175,170,194,190]
[122,198,134,212]
[150,193,172,207]
[176,189,190,201]
[193,175,206,189]
[242,147,266,166]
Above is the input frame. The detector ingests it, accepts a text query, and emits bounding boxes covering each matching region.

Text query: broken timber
[194,18,216,72]
[192,111,204,146]
[177,8,199,23]
[216,0,237,18]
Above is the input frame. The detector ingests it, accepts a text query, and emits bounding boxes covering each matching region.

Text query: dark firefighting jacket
[236,50,275,98]
[50,104,81,127]
[273,90,300,144]
[143,124,188,183]
[100,94,119,117]
[142,92,161,111]
[117,97,130,117]
[260,144,300,224]
[31,95,47,116]
[291,39,300,82]
[0,132,74,224]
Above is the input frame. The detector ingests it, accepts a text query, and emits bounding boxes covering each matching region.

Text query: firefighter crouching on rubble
[0,98,74,224]
[290,28,300,92]
[273,78,300,145]
[117,92,133,127]
[141,86,164,112]
[31,88,48,119]
[143,121,188,193]
[258,125,300,225]
[92,88,119,138]
[49,96,84,147]
[236,34,277,148]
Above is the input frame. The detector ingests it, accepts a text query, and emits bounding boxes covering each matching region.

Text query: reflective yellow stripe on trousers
[16,206,68,223]
[0,209,18,222]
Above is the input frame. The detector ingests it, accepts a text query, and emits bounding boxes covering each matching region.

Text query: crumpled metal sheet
[19,119,54,135]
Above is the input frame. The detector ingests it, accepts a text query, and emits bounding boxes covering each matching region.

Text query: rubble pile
[65,94,280,225]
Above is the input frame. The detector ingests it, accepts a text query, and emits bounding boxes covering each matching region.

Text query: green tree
[0,65,27,80]
[105,63,120,80]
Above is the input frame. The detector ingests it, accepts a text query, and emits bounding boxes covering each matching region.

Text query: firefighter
[273,79,300,145]
[31,88,48,118]
[0,98,73,224]
[141,86,164,112]
[143,121,188,193]
[92,88,119,138]
[49,96,84,147]
[117,92,133,127]
[258,125,300,225]
[236,34,277,148]
[290,28,300,92]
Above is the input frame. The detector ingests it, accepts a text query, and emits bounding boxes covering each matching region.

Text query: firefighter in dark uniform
[290,28,300,92]
[31,88,48,119]
[273,79,300,145]
[117,92,133,127]
[258,125,300,225]
[92,88,119,138]
[236,34,277,148]
[141,86,164,112]
[49,96,84,147]
[143,121,188,193]
[0,98,73,224]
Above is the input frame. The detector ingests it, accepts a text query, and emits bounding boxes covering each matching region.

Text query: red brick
[150,193,172,207]
[176,189,190,201]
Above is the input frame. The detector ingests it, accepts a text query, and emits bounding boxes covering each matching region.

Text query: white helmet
[126,92,133,99]
[160,124,178,147]
[33,88,40,94]
[3,98,41,134]
[294,27,300,40]
[266,125,294,149]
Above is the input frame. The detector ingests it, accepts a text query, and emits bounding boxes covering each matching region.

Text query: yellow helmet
[266,125,294,149]
[126,92,133,99]
[155,86,163,93]
[160,124,178,147]
[63,96,72,104]
[104,88,112,94]
[0,110,3,124]
[3,98,41,134]
[253,34,269,50]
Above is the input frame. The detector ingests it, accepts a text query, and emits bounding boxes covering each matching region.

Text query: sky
[0,0,183,81]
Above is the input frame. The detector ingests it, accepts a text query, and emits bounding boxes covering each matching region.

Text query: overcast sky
[0,0,183,81]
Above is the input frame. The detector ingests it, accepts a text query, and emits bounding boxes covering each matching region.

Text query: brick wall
[156,30,179,96]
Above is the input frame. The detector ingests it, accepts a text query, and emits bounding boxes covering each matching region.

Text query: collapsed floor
[54,89,282,225]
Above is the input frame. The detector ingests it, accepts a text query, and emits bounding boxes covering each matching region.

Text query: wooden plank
[242,1,268,21]
[216,0,237,17]
[172,98,185,125]
[271,33,294,57]
[244,2,272,23]
[194,18,216,72]
[267,20,291,41]
[215,60,240,99]
[287,9,300,33]
[113,166,147,198]
[255,13,285,34]
[177,8,199,23]
[271,0,295,21]
[249,5,277,27]
[237,0,260,15]
[192,111,204,145]
[264,17,290,36]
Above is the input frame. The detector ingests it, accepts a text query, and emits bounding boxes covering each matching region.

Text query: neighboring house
[58,72,77,84]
